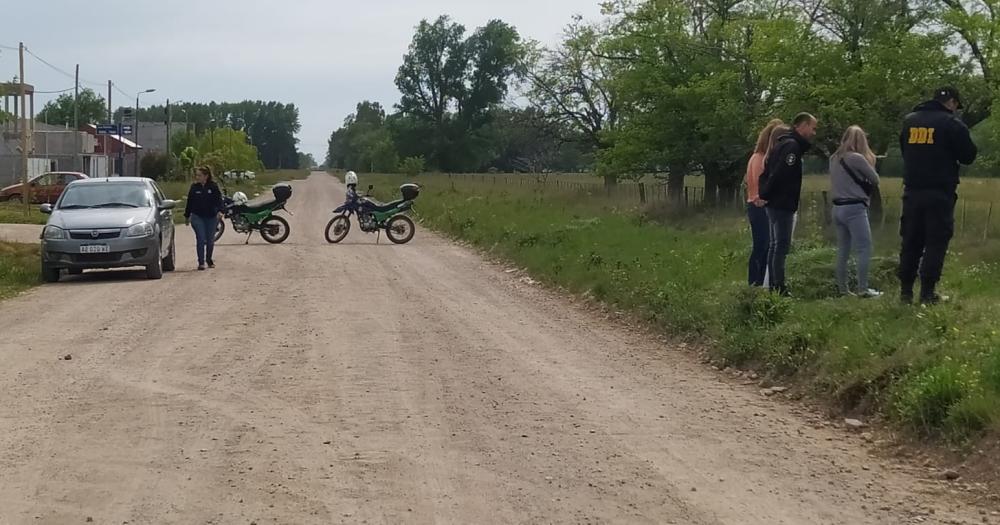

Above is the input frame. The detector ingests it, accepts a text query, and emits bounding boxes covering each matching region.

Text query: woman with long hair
[184,166,224,271]
[745,119,783,286]
[830,125,881,297]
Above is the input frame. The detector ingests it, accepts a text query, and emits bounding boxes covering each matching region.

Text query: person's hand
[754,198,767,207]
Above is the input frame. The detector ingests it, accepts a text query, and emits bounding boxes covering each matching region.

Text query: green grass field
[369,172,1000,444]
[0,242,40,299]
[0,202,48,225]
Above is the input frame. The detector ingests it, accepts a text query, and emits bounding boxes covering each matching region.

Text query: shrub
[894,359,983,437]
[139,152,175,181]
[398,156,426,177]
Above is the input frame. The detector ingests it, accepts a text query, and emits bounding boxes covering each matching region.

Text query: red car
[0,172,89,204]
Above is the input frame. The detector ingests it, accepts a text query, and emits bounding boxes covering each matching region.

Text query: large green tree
[395,15,525,171]
[37,88,107,126]
[326,101,399,172]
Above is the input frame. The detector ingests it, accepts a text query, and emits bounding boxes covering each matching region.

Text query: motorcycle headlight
[42,225,66,240]
[126,222,154,238]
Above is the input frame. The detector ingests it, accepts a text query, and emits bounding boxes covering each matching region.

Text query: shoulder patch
[785,153,797,166]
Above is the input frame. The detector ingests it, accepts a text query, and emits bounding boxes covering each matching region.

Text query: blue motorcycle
[324,183,419,244]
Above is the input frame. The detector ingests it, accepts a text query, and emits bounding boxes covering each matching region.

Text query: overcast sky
[2,0,604,161]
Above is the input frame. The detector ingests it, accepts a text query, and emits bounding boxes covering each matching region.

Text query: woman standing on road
[184,166,224,271]
[745,119,783,286]
[830,126,881,297]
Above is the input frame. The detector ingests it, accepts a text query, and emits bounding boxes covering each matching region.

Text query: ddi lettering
[907,127,936,145]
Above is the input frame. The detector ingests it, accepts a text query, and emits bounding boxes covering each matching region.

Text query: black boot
[920,281,949,305]
[900,282,914,305]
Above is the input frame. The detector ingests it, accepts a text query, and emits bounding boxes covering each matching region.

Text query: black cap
[933,86,963,109]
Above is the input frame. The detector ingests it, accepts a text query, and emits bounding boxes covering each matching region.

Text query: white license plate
[79,244,110,254]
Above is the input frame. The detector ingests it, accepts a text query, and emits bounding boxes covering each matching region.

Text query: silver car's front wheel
[146,242,164,280]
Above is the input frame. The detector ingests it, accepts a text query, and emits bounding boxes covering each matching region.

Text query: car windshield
[58,183,152,209]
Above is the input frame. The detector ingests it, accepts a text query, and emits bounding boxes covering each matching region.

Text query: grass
[370,172,1000,443]
[0,242,40,299]
[0,202,48,225]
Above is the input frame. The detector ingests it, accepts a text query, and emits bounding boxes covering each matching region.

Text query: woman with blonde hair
[830,125,881,297]
[745,119,783,286]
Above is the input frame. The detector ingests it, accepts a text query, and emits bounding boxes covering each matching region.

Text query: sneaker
[198,264,206,271]
[207,261,215,269]
[859,289,883,299]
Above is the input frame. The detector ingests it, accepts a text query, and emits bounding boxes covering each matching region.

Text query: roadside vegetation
[0,242,40,299]
[370,173,1000,444]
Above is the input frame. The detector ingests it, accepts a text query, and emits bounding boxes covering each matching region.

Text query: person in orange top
[745,119,784,286]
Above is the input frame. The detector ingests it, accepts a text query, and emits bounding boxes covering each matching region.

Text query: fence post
[684,187,689,208]
[639,183,647,204]
[985,202,994,241]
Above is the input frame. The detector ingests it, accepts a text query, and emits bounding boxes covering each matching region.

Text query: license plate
[79,244,110,254]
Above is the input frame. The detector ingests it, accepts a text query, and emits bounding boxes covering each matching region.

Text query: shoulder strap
[838,157,874,196]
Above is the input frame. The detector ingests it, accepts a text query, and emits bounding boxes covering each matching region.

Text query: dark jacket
[760,130,812,212]
[184,181,223,219]
[900,100,977,193]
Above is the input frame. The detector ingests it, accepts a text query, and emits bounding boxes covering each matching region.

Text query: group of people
[744,86,978,304]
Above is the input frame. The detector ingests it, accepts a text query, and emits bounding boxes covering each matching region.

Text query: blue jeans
[190,214,218,265]
[766,207,795,295]
[747,204,770,286]
[833,203,873,293]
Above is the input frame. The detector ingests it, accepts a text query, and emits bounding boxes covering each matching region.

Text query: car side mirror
[159,200,177,210]
[39,204,52,214]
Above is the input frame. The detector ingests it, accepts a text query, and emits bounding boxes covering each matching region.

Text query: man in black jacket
[898,87,978,304]
[760,112,818,296]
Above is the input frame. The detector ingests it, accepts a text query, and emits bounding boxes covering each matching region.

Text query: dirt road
[0,173,992,524]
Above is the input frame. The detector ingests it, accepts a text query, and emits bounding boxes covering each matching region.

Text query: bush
[139,152,175,181]
[893,359,984,437]
[398,156,426,177]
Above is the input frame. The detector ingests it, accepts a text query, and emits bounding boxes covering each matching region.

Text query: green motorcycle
[325,184,419,244]
[215,183,292,244]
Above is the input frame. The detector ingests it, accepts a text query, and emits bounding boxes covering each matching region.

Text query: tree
[197,128,264,174]
[135,100,302,169]
[298,152,317,169]
[395,15,525,171]
[326,101,399,172]
[37,88,106,126]
[140,152,174,181]
[526,17,619,184]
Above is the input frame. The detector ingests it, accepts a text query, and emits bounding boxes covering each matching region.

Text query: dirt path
[0,173,993,525]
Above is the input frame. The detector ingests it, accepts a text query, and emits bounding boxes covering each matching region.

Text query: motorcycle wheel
[386,215,416,245]
[214,219,226,242]
[260,215,291,244]
[325,215,351,244]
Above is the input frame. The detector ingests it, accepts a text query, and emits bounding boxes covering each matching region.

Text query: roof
[72,177,151,184]
[81,124,142,149]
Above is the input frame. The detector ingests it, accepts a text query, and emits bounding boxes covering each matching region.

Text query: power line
[23,46,105,88]
[34,87,76,94]
[0,43,18,51]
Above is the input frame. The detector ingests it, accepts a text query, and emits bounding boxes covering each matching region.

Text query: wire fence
[441,173,1000,240]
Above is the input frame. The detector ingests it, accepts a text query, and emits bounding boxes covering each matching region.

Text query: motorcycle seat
[363,198,405,213]
[236,194,281,213]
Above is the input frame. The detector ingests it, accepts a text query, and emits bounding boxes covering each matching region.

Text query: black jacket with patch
[184,181,223,219]
[760,130,812,212]
[900,100,977,193]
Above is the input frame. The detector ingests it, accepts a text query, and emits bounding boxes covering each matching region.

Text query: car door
[49,174,72,204]
[29,174,53,204]
[152,182,174,255]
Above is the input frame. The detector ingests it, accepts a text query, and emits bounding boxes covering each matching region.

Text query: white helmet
[345,171,358,186]
[232,191,248,205]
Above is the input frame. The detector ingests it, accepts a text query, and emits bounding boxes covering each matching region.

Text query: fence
[440,173,1000,241]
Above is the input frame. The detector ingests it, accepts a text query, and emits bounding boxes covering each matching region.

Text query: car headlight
[42,225,66,240]
[126,222,154,238]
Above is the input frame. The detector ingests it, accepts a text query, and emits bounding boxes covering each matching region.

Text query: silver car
[39,177,177,282]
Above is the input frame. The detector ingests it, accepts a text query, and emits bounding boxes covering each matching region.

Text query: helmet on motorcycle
[233,191,248,205]
[345,171,358,186]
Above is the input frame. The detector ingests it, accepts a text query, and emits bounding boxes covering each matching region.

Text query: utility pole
[74,64,81,172]
[19,42,29,212]
[107,80,112,177]
[166,98,171,165]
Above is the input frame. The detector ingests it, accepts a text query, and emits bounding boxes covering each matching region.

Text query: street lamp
[134,88,156,176]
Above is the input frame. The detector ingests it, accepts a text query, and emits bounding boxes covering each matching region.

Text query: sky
[2,0,605,162]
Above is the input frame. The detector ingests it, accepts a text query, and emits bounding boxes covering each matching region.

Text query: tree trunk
[603,174,618,189]
[703,164,721,207]
[667,169,686,202]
